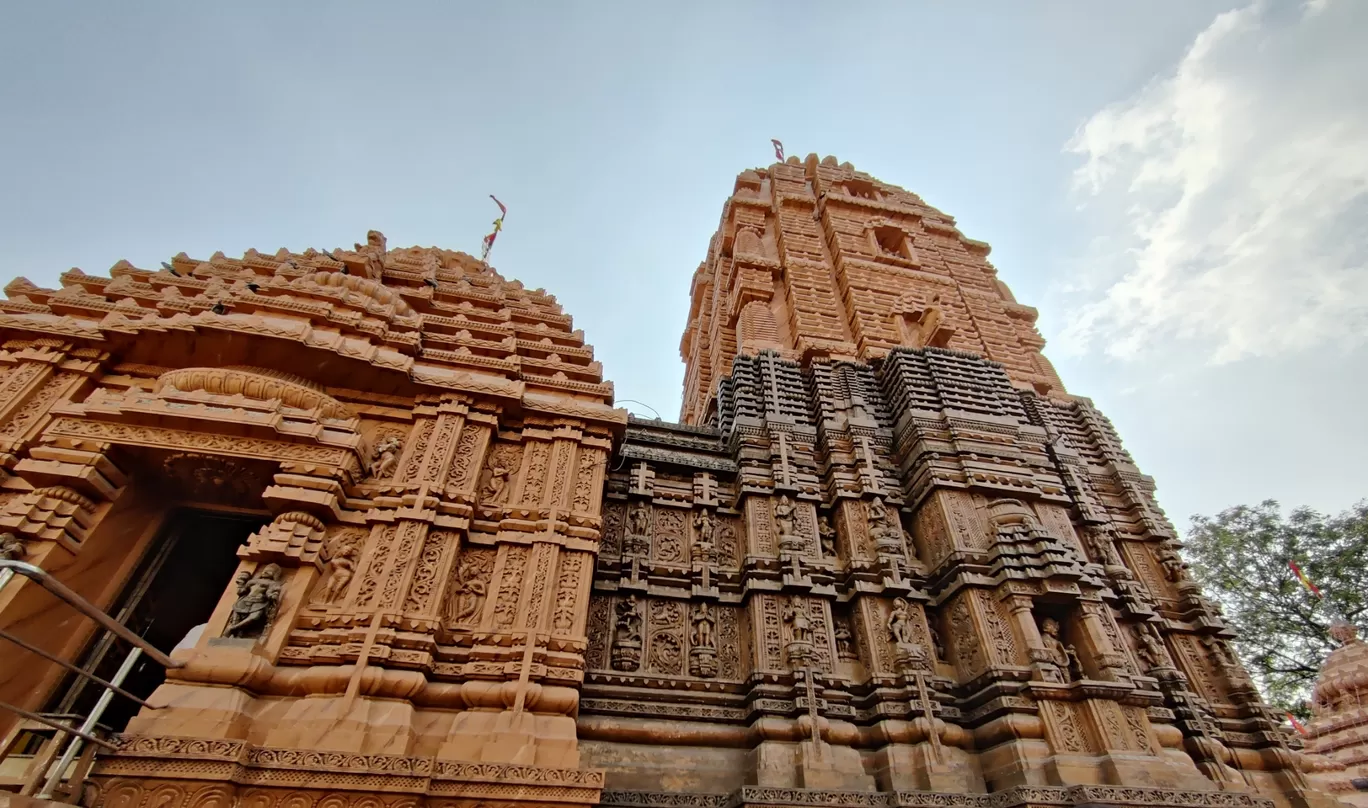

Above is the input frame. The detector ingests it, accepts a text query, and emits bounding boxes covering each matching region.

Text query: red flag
[771,139,784,162]
[1289,561,1323,598]
[481,196,507,263]
[1286,712,1309,737]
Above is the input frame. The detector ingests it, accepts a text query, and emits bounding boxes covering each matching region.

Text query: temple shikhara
[0,155,1360,808]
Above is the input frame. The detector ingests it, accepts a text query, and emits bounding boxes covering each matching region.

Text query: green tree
[1184,500,1368,718]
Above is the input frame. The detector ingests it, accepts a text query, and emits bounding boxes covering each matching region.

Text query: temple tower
[579,156,1348,808]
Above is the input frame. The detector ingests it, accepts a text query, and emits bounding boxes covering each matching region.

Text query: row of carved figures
[604,584,1248,690]
[622,494,910,562]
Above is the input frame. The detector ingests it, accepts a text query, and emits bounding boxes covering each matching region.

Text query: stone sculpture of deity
[225,564,284,639]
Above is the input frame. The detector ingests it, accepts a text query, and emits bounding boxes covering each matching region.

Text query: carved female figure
[368,436,402,480]
[628,501,651,536]
[225,564,284,639]
[481,465,511,504]
[450,561,489,623]
[314,532,362,605]
[774,496,796,538]
[889,597,915,645]
[818,516,837,557]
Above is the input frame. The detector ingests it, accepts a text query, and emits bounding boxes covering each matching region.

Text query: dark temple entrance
[44,509,266,732]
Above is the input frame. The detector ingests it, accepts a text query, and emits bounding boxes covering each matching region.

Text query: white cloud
[1057,0,1368,364]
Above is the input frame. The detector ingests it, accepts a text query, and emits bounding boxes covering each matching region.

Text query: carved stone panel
[652,506,687,565]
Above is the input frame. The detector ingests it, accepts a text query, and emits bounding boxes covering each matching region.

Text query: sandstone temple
[0,155,1359,808]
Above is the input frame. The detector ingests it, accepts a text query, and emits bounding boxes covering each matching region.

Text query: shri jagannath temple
[0,155,1362,808]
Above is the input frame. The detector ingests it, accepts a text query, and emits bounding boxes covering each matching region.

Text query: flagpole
[481,195,507,264]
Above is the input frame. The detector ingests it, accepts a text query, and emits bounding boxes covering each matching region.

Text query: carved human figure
[818,516,837,558]
[0,532,27,562]
[694,509,714,543]
[1201,635,1244,681]
[692,603,715,650]
[1157,541,1189,582]
[692,509,717,564]
[628,501,651,536]
[355,229,387,280]
[834,622,857,661]
[1084,525,1125,568]
[889,597,916,645]
[614,596,642,646]
[314,532,362,605]
[368,435,402,480]
[927,618,946,661]
[868,496,889,528]
[450,560,488,623]
[481,465,510,505]
[1134,623,1168,670]
[867,497,902,552]
[784,602,812,645]
[1040,618,1081,681]
[774,495,796,539]
[224,564,284,639]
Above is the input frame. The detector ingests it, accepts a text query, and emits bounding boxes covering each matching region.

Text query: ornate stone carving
[368,435,403,480]
[689,603,717,678]
[833,614,857,661]
[1084,523,1126,568]
[161,453,267,504]
[888,597,931,672]
[818,515,836,558]
[155,366,354,419]
[356,228,388,281]
[625,500,651,556]
[224,564,284,640]
[1133,622,1170,671]
[774,495,801,552]
[691,508,717,564]
[0,531,27,561]
[783,599,814,664]
[312,529,364,605]
[1036,617,1082,683]
[446,549,494,625]
[480,462,510,504]
[611,595,643,672]
[1157,539,1190,582]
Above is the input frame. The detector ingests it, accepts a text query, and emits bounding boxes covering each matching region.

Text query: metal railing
[0,559,182,802]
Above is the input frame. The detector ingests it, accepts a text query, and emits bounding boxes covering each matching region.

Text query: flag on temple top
[1289,561,1323,598]
[771,139,784,162]
[480,195,507,263]
[1286,713,1309,737]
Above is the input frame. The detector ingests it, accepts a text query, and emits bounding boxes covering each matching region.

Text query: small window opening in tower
[873,226,908,259]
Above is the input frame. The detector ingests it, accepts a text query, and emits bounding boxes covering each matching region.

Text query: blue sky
[2,1,1364,531]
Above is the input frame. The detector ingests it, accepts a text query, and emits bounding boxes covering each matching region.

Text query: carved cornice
[599,786,1275,808]
[101,735,606,801]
